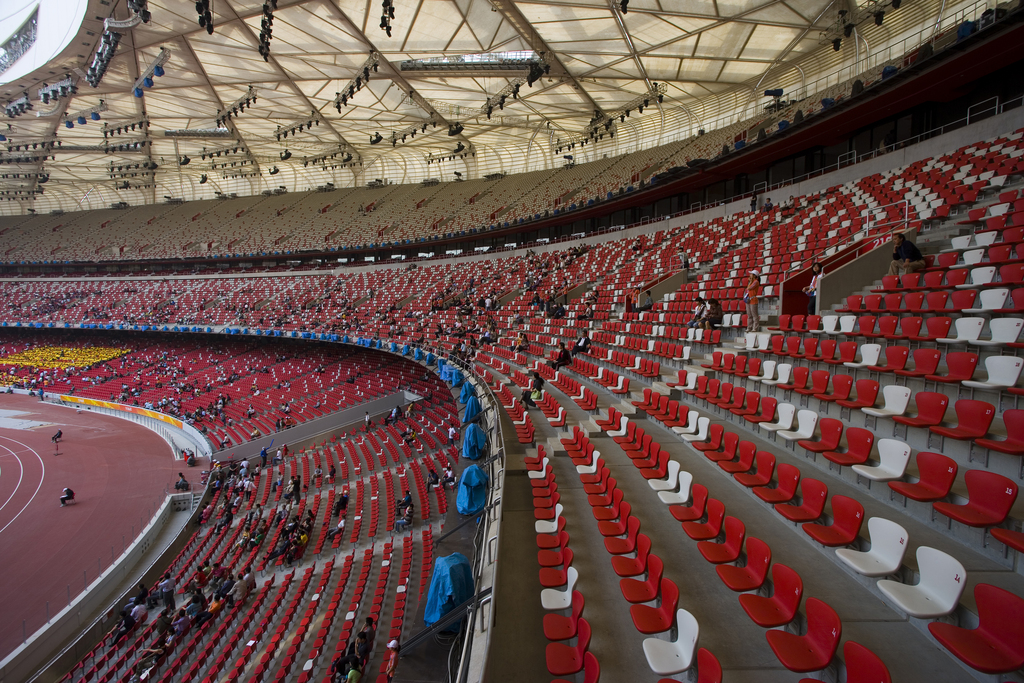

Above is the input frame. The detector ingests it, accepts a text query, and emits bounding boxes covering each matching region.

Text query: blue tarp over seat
[456,464,488,515]
[462,395,481,423]
[459,381,476,404]
[424,552,474,628]
[461,422,487,460]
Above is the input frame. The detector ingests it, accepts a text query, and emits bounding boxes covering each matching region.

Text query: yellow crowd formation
[0,345,129,369]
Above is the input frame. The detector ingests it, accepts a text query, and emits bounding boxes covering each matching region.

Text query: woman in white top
[803,263,823,315]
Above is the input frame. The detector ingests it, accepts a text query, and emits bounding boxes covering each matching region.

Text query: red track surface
[0,395,176,660]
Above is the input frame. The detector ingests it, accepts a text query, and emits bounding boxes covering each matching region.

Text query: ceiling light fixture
[258,0,277,60]
[334,53,380,112]
[380,0,395,36]
[216,86,258,127]
[86,30,122,88]
[195,0,214,34]
[132,47,170,98]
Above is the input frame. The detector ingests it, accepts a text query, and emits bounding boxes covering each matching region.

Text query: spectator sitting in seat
[153,608,174,637]
[352,631,371,668]
[326,517,346,541]
[571,333,591,356]
[109,609,137,648]
[550,342,571,371]
[267,538,290,562]
[229,573,249,606]
[395,505,414,531]
[171,608,190,637]
[397,490,413,512]
[132,636,172,678]
[638,289,654,311]
[701,299,723,330]
[215,507,233,531]
[129,598,148,626]
[888,232,926,277]
[427,468,440,489]
[193,595,224,627]
[334,492,349,517]
[687,297,707,328]
[329,651,362,683]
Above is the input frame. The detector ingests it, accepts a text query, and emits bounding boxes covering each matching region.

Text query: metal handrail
[426,349,507,683]
[780,199,909,296]
[399,587,493,653]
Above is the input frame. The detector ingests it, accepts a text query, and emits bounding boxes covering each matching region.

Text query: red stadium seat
[929,399,995,441]
[739,564,803,627]
[888,452,958,502]
[630,578,680,634]
[929,584,1024,674]
[716,537,772,591]
[776,479,828,522]
[546,618,591,675]
[754,463,801,504]
[933,470,1018,527]
[802,495,864,546]
[798,642,890,683]
[892,392,949,429]
[697,516,745,564]
[766,598,841,673]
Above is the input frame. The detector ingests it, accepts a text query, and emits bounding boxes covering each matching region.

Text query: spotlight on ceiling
[269,166,279,175]
[200,174,208,184]
[832,38,842,51]
[619,0,628,12]
[280,149,291,161]
[179,155,190,165]
[370,132,383,144]
[874,10,884,24]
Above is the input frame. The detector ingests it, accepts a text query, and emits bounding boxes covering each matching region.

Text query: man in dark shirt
[888,232,926,277]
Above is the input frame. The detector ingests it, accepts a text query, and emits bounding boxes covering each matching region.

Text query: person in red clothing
[384,640,400,682]
[745,269,761,333]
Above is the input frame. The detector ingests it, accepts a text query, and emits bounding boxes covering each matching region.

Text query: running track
[0,395,176,660]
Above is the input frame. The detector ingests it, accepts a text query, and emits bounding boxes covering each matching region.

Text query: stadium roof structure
[0,0,959,212]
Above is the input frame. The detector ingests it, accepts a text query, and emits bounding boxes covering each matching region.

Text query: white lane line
[0,435,44,537]
[0,443,23,517]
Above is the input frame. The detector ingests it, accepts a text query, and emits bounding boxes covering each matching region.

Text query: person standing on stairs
[804,262,823,315]
[745,270,762,333]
